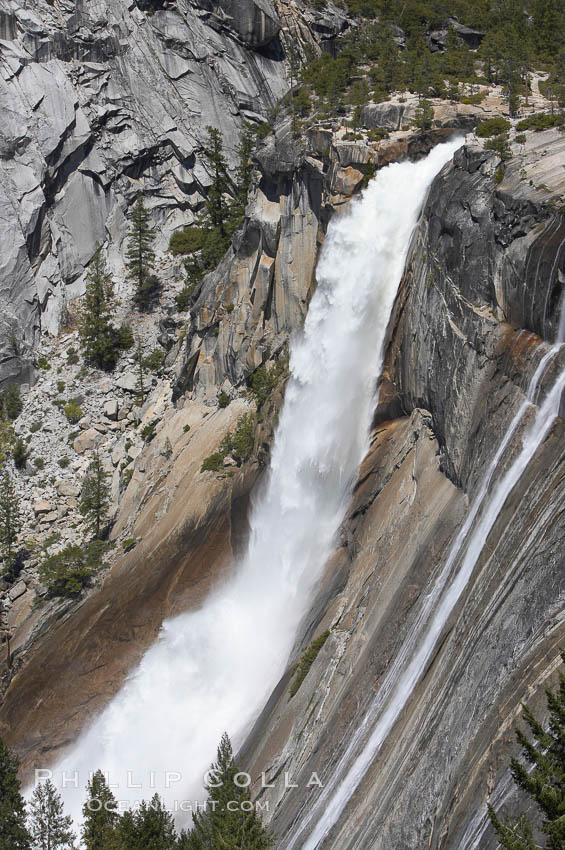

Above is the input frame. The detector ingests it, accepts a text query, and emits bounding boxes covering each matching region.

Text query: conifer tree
[82,770,119,850]
[0,469,21,571]
[2,383,23,421]
[78,247,118,371]
[0,736,31,850]
[126,196,157,310]
[115,794,176,850]
[28,779,75,850]
[413,99,434,132]
[488,650,565,849]
[203,127,232,238]
[189,733,273,850]
[79,450,111,540]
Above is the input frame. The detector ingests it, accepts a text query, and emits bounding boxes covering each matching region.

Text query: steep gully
[45,139,464,826]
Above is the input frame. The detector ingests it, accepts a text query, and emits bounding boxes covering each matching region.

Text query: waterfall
[45,140,462,825]
[290,301,565,850]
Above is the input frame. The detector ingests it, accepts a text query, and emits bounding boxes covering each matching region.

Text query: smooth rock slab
[8,580,27,601]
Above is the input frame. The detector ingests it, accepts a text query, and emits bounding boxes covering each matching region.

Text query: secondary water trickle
[44,139,463,826]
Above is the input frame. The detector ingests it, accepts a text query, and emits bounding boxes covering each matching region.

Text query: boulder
[73,428,104,454]
[56,481,80,497]
[331,166,364,196]
[8,580,27,601]
[33,500,53,516]
[115,373,138,393]
[103,399,119,420]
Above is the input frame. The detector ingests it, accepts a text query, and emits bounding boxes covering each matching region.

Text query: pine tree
[126,197,157,310]
[413,99,434,133]
[115,794,176,850]
[0,469,21,571]
[189,733,273,850]
[78,247,118,371]
[12,437,28,470]
[2,383,23,421]
[82,770,119,850]
[28,779,75,850]
[488,649,565,849]
[203,127,232,238]
[79,450,111,540]
[0,736,31,850]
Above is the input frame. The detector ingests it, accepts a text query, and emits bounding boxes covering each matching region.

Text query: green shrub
[58,456,70,468]
[122,537,139,552]
[175,281,198,311]
[200,452,225,473]
[183,424,191,433]
[460,92,486,105]
[225,303,235,312]
[113,322,135,351]
[33,457,45,470]
[56,380,66,394]
[169,226,205,255]
[30,420,43,433]
[2,383,23,420]
[230,413,254,464]
[289,631,330,698]
[256,121,272,139]
[218,391,231,408]
[485,134,512,160]
[38,540,108,598]
[367,128,389,142]
[516,112,564,132]
[121,468,133,487]
[37,355,51,370]
[12,437,28,469]
[476,117,511,138]
[64,400,83,424]
[495,167,505,184]
[249,356,289,408]
[142,348,165,371]
[140,423,156,442]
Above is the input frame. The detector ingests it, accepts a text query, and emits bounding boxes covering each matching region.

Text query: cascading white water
[45,140,462,826]
[291,294,565,850]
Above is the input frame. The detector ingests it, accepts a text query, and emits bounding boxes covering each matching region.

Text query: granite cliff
[0,2,564,846]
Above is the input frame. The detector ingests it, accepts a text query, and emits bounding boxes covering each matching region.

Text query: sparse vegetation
[289,630,331,698]
[63,400,83,424]
[1,383,23,421]
[140,423,156,442]
[476,117,512,138]
[38,540,108,598]
[249,355,289,408]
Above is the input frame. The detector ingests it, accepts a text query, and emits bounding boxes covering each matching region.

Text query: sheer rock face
[238,134,565,850]
[0,0,290,386]
[194,0,281,47]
